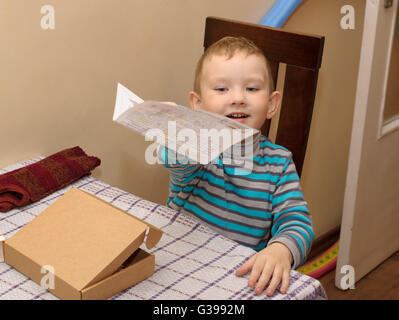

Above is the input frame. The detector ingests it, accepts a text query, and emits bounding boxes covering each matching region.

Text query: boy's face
[189,51,281,131]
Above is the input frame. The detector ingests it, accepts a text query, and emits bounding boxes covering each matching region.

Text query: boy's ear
[266,91,282,119]
[188,91,202,110]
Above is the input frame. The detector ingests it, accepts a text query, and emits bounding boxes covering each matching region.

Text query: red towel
[0,146,101,213]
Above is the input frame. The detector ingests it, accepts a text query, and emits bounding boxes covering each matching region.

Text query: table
[0,158,327,300]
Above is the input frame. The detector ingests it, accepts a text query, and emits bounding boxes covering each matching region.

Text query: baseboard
[306,225,341,262]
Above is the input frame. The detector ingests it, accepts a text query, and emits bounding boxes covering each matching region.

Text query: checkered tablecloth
[0,158,327,300]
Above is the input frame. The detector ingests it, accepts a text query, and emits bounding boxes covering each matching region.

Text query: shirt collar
[222,132,261,160]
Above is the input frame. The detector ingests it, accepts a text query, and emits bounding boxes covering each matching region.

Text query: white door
[336,0,399,289]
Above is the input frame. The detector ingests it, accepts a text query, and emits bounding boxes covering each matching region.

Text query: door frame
[335,0,399,289]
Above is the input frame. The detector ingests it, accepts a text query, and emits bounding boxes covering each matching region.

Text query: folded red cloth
[0,146,101,213]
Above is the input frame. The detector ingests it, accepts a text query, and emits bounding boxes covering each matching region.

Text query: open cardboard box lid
[3,188,162,295]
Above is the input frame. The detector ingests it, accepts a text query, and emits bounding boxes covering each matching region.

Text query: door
[336,0,399,289]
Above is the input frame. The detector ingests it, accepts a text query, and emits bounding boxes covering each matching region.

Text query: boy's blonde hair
[193,36,274,95]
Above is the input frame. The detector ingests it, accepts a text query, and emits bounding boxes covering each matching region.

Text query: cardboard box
[0,188,163,300]
[0,232,4,263]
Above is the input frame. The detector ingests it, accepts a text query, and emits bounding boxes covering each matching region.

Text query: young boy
[160,36,313,296]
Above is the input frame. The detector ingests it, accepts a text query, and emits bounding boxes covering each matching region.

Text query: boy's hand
[161,101,178,106]
[235,242,293,296]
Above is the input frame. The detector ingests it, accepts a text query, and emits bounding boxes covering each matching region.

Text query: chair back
[204,17,325,175]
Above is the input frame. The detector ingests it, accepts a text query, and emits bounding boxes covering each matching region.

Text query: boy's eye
[215,88,227,92]
[247,87,259,92]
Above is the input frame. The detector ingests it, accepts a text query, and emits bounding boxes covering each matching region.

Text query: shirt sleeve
[157,145,203,198]
[267,153,314,269]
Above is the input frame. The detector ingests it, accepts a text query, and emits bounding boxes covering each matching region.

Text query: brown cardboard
[0,232,4,262]
[3,188,163,300]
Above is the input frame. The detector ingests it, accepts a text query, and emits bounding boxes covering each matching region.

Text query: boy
[160,36,313,296]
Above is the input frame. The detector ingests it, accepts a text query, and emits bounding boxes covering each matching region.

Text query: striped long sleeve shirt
[159,134,313,269]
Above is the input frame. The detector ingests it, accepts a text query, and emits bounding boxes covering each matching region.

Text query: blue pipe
[260,0,304,28]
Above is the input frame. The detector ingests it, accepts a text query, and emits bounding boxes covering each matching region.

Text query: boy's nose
[230,89,245,105]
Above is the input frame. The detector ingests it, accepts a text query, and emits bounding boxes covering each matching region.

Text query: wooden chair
[204,17,325,176]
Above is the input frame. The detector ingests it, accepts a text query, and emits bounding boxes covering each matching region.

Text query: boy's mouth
[226,112,249,119]
[226,112,249,123]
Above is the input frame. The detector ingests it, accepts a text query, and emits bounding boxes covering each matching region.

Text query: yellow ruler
[297,240,339,278]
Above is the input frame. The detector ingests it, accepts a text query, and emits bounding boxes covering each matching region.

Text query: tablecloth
[0,158,327,300]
